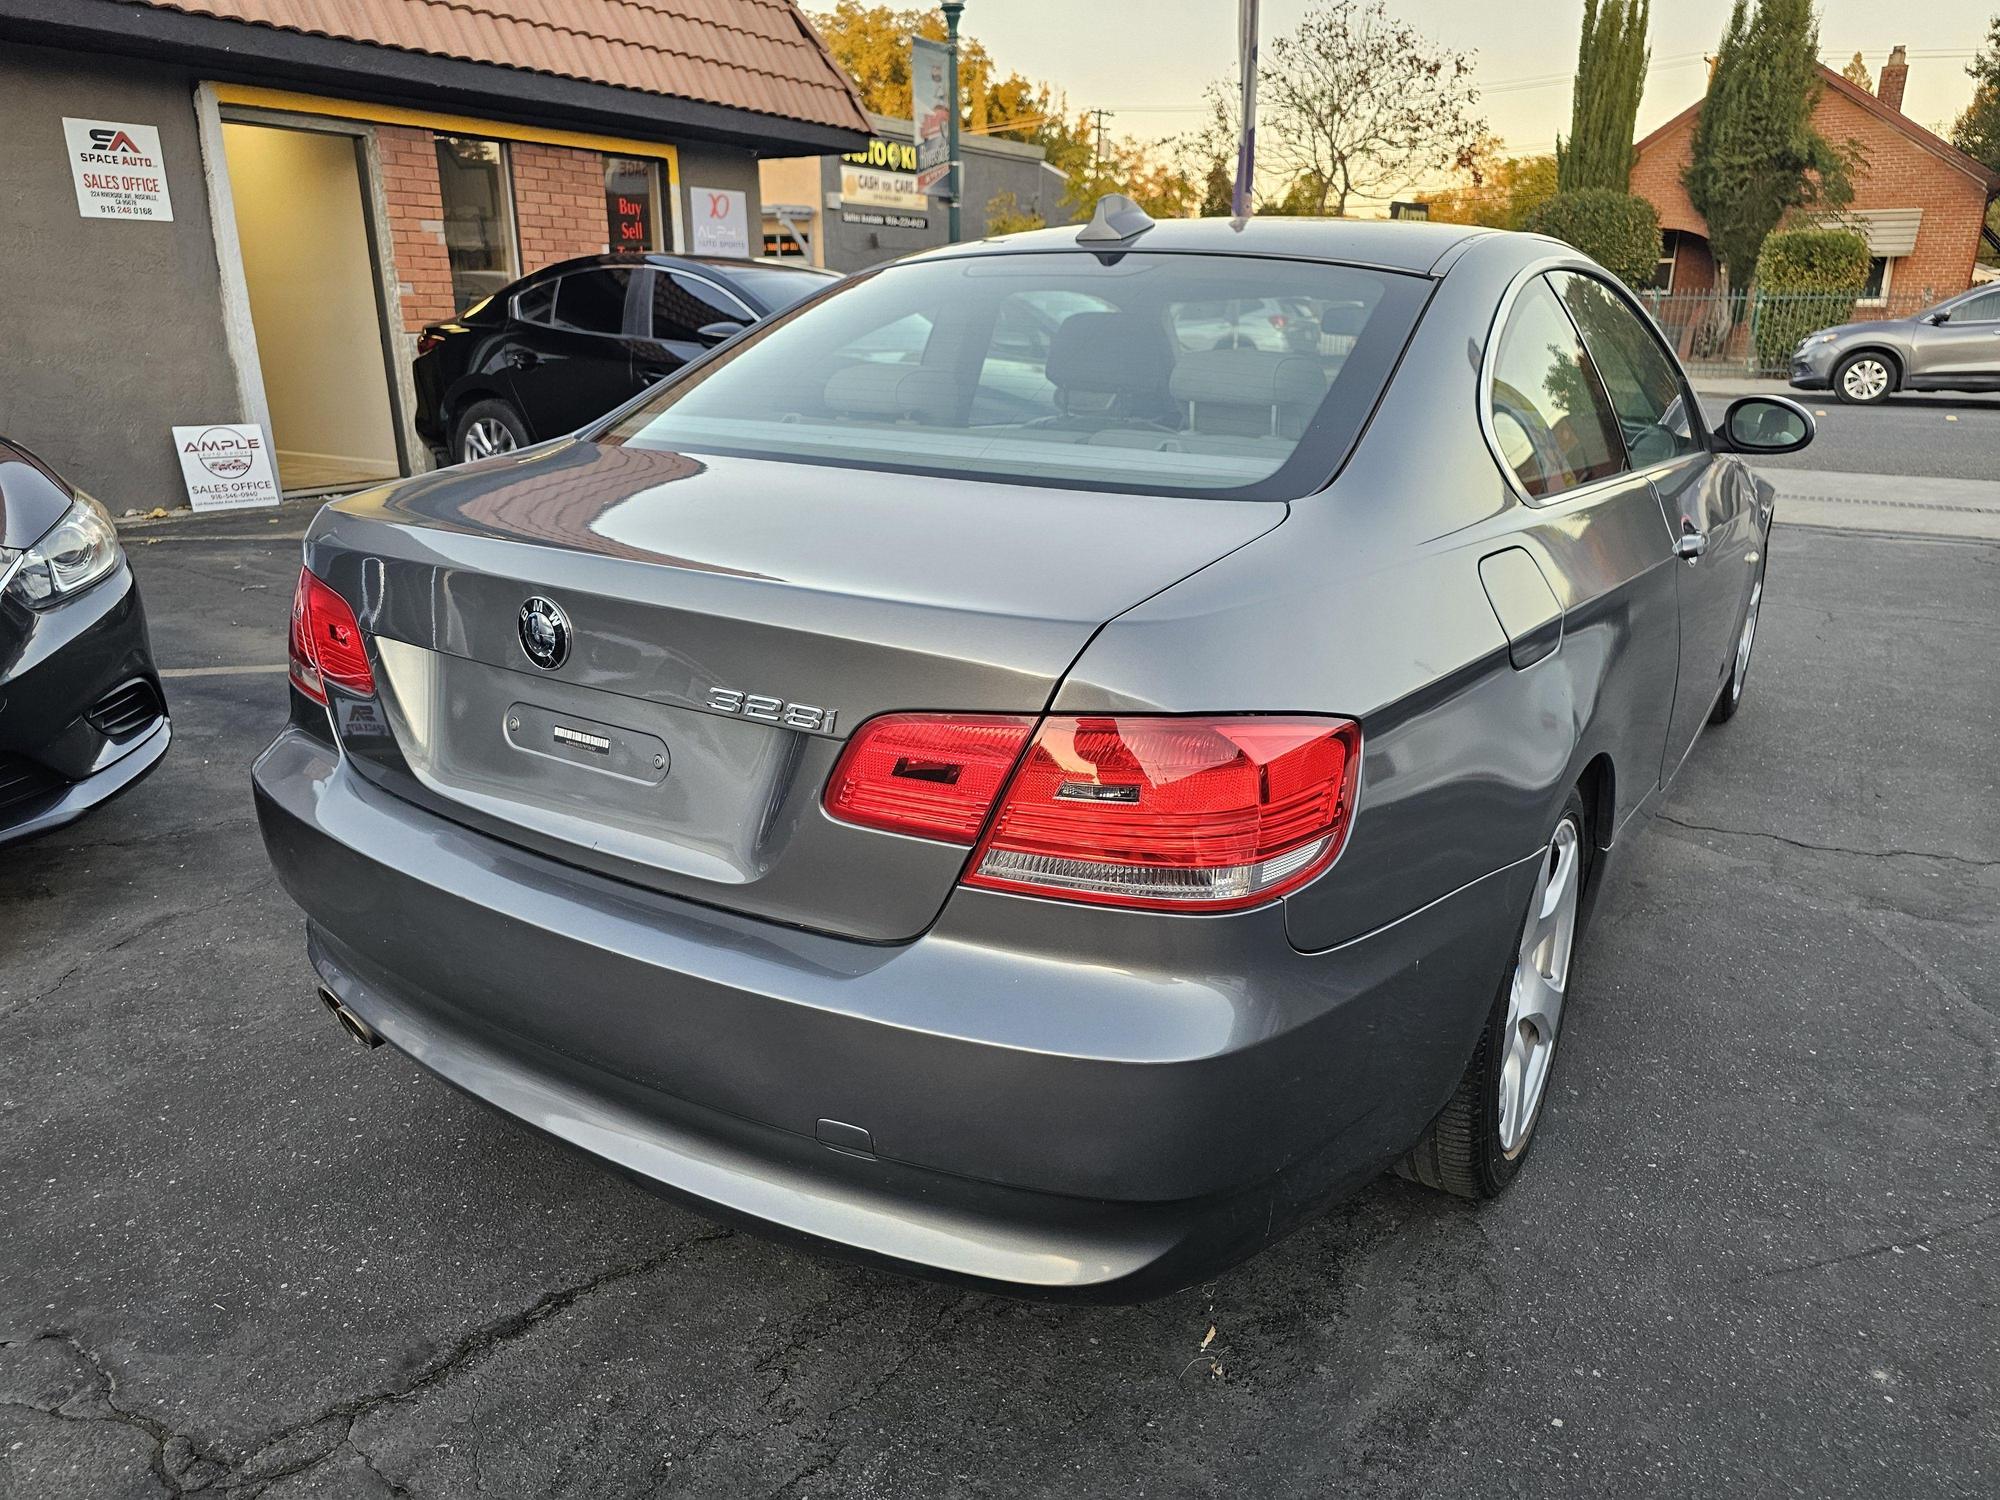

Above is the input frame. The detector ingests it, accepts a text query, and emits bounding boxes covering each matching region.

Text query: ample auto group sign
[62,117,173,221]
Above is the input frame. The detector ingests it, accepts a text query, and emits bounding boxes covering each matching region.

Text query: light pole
[942,0,964,243]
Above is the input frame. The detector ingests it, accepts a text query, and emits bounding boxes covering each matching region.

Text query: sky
[962,0,1994,209]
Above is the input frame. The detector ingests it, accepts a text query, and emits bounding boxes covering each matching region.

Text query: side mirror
[1717,395,1814,456]
[1922,310,1949,325]
[695,319,747,345]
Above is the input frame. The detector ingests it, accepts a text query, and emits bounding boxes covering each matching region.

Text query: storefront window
[434,135,518,313]
[605,156,664,252]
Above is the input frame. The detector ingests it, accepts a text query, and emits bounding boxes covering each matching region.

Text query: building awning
[0,0,871,155]
[1827,208,1925,257]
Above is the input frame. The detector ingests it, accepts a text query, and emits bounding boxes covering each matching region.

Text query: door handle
[1676,519,1708,559]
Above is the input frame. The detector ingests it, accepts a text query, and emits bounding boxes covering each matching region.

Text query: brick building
[0,0,869,508]
[1631,46,2000,306]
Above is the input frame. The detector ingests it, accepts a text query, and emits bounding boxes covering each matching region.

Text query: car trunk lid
[305,439,1283,941]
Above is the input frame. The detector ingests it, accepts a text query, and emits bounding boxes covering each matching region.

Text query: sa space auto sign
[62,117,175,221]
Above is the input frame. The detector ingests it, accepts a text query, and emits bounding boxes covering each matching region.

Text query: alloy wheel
[463,418,519,462]
[1841,357,1889,402]
[1732,580,1762,704]
[1497,817,1582,1157]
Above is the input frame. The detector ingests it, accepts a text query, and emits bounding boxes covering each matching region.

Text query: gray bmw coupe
[255,200,1812,1299]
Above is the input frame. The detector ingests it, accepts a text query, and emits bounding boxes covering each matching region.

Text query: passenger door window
[1550,271,1703,470]
[1487,277,1627,499]
[551,268,634,335]
[1952,288,2000,323]
[649,272,754,343]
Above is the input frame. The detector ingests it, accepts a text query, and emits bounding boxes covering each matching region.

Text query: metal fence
[1634,288,1936,379]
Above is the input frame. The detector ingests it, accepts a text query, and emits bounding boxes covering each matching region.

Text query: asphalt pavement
[2,498,1996,1497]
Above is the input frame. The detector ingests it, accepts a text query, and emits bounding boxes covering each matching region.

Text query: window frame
[431,133,522,317]
[603,154,667,253]
[1479,259,1711,509]
[1858,255,1893,306]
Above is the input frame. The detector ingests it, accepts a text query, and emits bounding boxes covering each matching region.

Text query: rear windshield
[725,263,839,311]
[601,250,1429,498]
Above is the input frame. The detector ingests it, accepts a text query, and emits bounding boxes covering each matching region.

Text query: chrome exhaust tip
[317,986,383,1049]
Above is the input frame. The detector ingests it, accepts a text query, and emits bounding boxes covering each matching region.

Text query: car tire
[1709,560,1765,724]
[1833,352,1894,405]
[452,399,530,465]
[1402,789,1591,1199]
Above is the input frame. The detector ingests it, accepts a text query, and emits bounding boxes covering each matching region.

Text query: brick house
[1631,46,2000,308]
[0,0,870,508]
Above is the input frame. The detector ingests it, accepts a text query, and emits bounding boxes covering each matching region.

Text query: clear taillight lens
[289,565,375,704]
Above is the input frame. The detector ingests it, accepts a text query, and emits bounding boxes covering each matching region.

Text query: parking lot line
[159,664,290,678]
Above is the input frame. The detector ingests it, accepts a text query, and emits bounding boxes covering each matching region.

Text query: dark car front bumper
[254,725,1537,1299]
[0,562,170,846]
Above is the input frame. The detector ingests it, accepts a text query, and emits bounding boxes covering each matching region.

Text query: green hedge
[1521,189,1661,286]
[1752,227,1870,368]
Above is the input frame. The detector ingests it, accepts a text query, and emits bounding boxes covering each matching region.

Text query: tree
[1201,157,1234,217]
[1521,188,1660,285]
[1952,16,2000,172]
[1257,0,1485,217]
[1558,0,1650,192]
[1419,135,1558,229]
[1682,0,1861,290]
[1062,124,1199,220]
[982,191,1044,236]
[1841,51,1873,92]
[809,4,1066,145]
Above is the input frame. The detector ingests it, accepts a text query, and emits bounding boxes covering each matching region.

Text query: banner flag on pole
[1232,0,1258,218]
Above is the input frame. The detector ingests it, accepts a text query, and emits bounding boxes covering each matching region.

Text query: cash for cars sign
[172,424,281,512]
[63,118,173,221]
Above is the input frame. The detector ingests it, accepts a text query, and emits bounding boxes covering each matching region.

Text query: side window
[551,268,632,335]
[513,279,556,325]
[1955,289,2000,323]
[1488,277,1626,499]
[650,272,753,343]
[1551,271,1703,469]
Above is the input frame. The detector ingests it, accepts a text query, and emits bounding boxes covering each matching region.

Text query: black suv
[413,253,837,466]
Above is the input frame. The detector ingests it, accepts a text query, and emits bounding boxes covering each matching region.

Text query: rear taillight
[416,330,445,355]
[289,565,375,705]
[969,716,1360,910]
[823,712,1361,912]
[824,714,1036,841]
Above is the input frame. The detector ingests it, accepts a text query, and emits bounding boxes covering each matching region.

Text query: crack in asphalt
[1653,813,1999,870]
[4,1226,736,1497]
[1739,1207,2000,1283]
[0,877,271,1022]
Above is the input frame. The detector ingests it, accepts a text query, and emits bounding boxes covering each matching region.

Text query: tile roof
[121,0,870,134]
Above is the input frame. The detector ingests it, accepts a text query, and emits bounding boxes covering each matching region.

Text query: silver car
[1789,281,2000,404]
[256,203,1813,1299]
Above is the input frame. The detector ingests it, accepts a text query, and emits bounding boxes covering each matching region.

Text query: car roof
[523,252,834,283]
[900,216,1495,276]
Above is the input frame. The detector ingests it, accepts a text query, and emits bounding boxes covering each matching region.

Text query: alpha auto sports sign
[171,424,281,512]
[62,118,174,221]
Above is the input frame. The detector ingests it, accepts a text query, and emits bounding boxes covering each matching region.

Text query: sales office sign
[62,117,174,220]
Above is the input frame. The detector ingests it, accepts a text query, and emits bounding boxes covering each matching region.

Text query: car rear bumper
[253,725,1536,1298]
[0,564,170,846]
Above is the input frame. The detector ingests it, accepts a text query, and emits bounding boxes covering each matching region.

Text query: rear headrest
[1045,312,1172,395]
[823,362,960,422]
[1320,303,1369,337]
[1169,349,1328,411]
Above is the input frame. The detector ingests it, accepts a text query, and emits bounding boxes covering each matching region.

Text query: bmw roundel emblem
[517,596,571,671]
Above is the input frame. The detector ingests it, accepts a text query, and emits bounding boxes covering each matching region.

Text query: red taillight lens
[289,565,375,705]
[824,713,1036,842]
[416,330,444,355]
[967,716,1361,911]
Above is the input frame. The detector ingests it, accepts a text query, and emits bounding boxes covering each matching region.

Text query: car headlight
[2,492,122,608]
[1798,333,1838,351]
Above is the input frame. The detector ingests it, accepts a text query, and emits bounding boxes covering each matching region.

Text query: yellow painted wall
[221,122,399,485]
